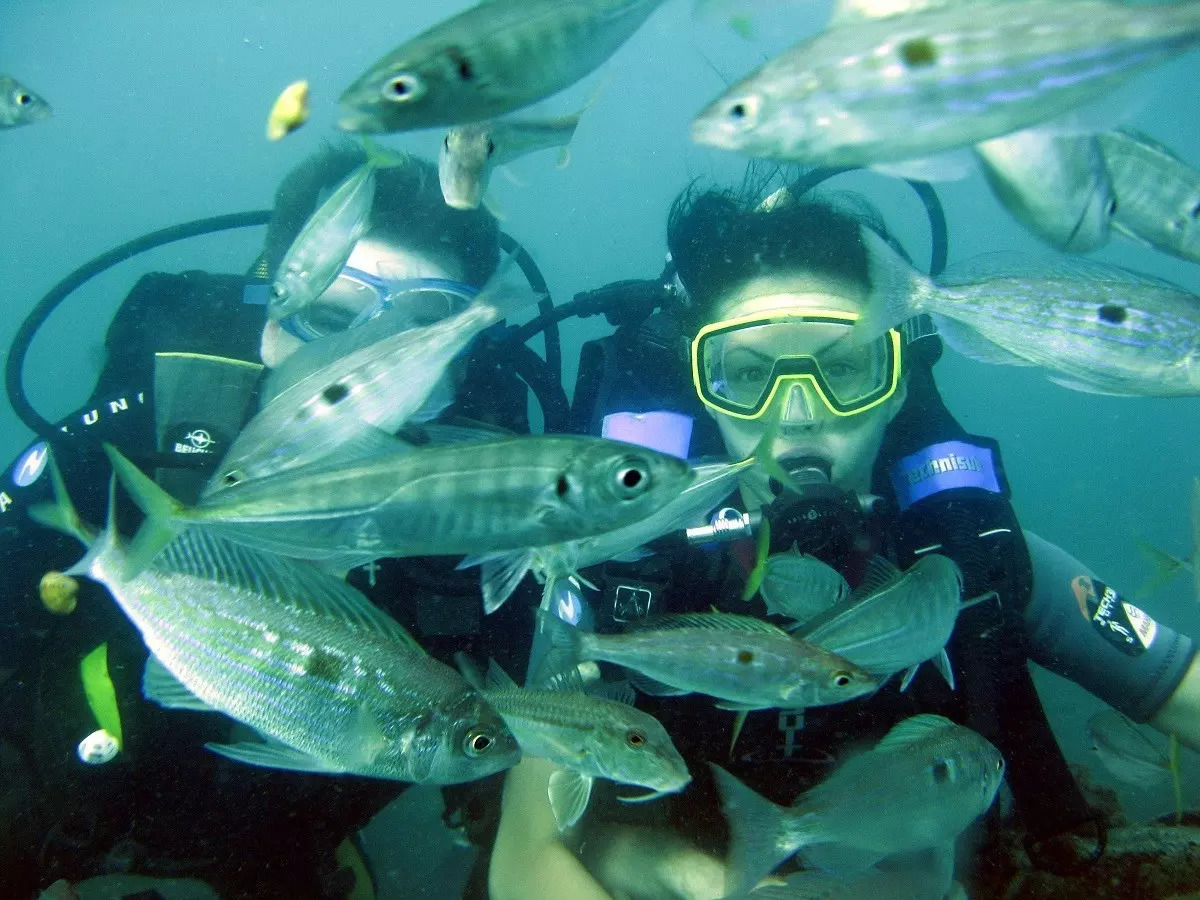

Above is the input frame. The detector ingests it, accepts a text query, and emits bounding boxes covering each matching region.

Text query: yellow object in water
[335,837,376,900]
[40,570,79,615]
[267,80,310,141]
[80,642,123,751]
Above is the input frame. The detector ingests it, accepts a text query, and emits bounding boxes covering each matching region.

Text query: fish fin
[548,769,594,831]
[933,650,956,690]
[486,658,520,691]
[875,714,955,751]
[538,664,586,693]
[475,248,545,323]
[454,652,486,691]
[27,449,97,546]
[103,443,188,579]
[850,555,904,601]
[589,679,636,705]
[854,228,928,345]
[870,149,977,183]
[741,515,772,602]
[930,314,1036,367]
[556,146,572,170]
[752,404,803,496]
[1044,374,1140,397]
[361,136,410,170]
[481,192,508,221]
[635,611,788,636]
[729,709,750,758]
[899,664,919,693]
[207,738,345,773]
[479,550,536,615]
[1110,219,1157,249]
[715,701,762,712]
[81,642,123,748]
[316,425,416,467]
[347,704,388,767]
[497,166,528,188]
[142,655,215,712]
[532,608,583,686]
[629,671,691,697]
[710,763,807,895]
[1135,542,1190,602]
[796,842,885,876]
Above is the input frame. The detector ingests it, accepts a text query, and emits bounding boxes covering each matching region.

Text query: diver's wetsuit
[0,271,534,898]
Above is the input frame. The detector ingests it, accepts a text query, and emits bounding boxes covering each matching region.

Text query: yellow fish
[267,80,310,141]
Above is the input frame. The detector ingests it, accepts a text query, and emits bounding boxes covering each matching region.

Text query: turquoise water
[4,0,1200,896]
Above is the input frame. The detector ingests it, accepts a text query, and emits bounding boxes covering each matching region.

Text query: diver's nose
[779,382,819,426]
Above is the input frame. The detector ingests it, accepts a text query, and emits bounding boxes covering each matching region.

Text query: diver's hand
[580,825,727,900]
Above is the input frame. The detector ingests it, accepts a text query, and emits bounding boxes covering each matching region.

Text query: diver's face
[259,237,463,368]
[702,272,907,509]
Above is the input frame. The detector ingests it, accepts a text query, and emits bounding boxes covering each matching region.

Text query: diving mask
[691,309,902,419]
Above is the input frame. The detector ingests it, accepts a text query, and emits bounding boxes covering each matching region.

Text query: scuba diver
[0,139,547,899]
[487,177,1200,900]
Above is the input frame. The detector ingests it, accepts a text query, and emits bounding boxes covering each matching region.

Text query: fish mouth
[337,107,384,134]
[690,115,728,148]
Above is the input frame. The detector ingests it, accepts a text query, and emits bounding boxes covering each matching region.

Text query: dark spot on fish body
[931,758,952,783]
[447,47,475,82]
[222,469,244,487]
[487,139,496,157]
[1098,304,1127,324]
[626,729,646,747]
[556,474,570,497]
[305,648,346,683]
[899,37,938,68]
[737,649,755,665]
[323,382,350,405]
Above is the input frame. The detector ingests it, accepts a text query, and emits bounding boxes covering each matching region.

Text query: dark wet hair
[262,140,499,287]
[666,168,902,332]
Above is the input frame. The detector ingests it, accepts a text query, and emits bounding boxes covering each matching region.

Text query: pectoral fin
[548,769,594,831]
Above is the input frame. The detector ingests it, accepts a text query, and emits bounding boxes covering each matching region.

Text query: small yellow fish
[267,80,310,141]
[40,570,78,615]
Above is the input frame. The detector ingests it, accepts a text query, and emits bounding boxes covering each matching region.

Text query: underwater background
[3,0,1200,894]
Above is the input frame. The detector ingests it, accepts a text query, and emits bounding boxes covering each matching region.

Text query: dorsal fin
[851,556,904,601]
[875,714,955,751]
[631,611,788,636]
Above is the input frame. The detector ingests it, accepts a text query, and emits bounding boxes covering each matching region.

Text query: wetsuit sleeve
[1023,530,1196,723]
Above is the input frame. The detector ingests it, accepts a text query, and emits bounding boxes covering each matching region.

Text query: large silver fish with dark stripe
[29,465,520,784]
[107,436,694,577]
[339,0,666,133]
[692,0,1200,167]
[855,227,1200,397]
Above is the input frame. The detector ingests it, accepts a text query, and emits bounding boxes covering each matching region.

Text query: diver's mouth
[770,454,832,497]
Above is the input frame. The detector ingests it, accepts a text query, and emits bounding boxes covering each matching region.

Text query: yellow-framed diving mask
[690,309,903,419]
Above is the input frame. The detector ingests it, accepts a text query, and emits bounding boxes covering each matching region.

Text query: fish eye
[1106,197,1117,217]
[555,474,571,498]
[613,459,648,497]
[625,729,646,748]
[1191,201,1200,219]
[726,95,760,128]
[833,671,853,687]
[931,758,953,783]
[995,758,1004,772]
[463,728,495,757]
[16,93,31,106]
[443,135,450,151]
[383,73,424,104]
[487,139,496,156]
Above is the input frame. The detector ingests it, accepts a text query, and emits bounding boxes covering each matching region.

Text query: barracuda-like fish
[853,226,1200,397]
[1099,129,1200,264]
[459,658,690,829]
[692,0,1200,169]
[339,0,665,133]
[541,609,876,710]
[461,457,750,613]
[29,460,520,784]
[439,108,586,210]
[713,715,1005,893]
[107,436,694,578]
[1,75,52,128]
[207,258,541,496]
[759,552,850,625]
[796,554,968,691]
[975,130,1115,252]
[1087,709,1171,787]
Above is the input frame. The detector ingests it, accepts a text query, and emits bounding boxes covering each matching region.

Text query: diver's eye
[833,671,853,687]
[16,93,30,106]
[625,729,646,748]
[487,139,496,156]
[222,469,244,487]
[383,74,424,103]
[614,460,648,497]
[464,729,495,757]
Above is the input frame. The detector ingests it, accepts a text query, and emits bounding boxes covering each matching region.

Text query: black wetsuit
[0,271,534,898]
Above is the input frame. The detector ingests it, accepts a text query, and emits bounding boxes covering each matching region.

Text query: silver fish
[439,107,587,210]
[1136,476,1200,607]
[207,259,540,496]
[107,436,694,577]
[0,75,51,128]
[338,0,665,133]
[1100,129,1200,264]
[268,145,395,320]
[759,552,850,625]
[713,714,1005,893]
[856,226,1200,397]
[798,555,966,691]
[975,130,1114,252]
[29,461,520,785]
[1087,709,1171,787]
[542,609,876,710]
[460,659,690,829]
[692,0,1200,168]
[461,457,751,613]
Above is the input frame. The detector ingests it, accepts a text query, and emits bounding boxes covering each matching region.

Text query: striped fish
[29,460,521,784]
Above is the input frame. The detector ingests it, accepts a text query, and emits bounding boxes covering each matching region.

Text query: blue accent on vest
[891,439,1001,511]
[12,441,48,488]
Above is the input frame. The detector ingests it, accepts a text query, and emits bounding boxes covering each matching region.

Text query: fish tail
[532,607,583,686]
[855,227,930,345]
[710,763,811,894]
[103,443,187,579]
[1134,540,1186,601]
[27,449,96,547]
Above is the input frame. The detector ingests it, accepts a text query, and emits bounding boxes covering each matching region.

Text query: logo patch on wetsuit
[164,423,224,457]
[11,441,48,488]
[1072,575,1157,655]
[890,440,1002,511]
